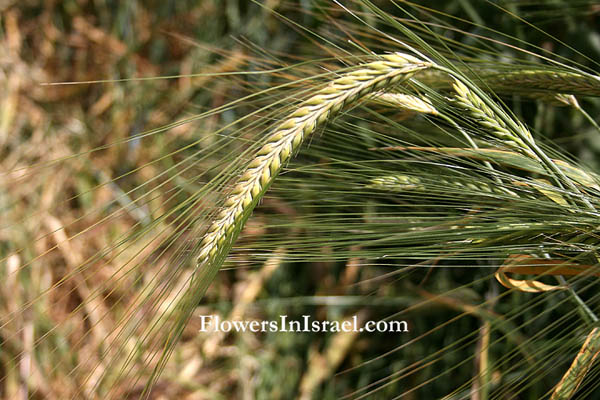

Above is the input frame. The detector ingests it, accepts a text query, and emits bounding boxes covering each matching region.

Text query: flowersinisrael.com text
[199,315,409,333]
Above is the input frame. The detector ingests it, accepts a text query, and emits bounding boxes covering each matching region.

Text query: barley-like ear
[483,69,600,97]
[452,79,536,158]
[373,146,600,190]
[450,77,596,210]
[368,175,426,191]
[367,174,522,198]
[197,54,431,267]
[418,68,600,98]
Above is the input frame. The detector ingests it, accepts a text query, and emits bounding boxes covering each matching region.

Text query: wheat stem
[196,54,431,267]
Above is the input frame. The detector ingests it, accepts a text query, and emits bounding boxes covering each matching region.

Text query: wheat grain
[196,53,431,267]
[368,175,426,191]
[368,92,439,115]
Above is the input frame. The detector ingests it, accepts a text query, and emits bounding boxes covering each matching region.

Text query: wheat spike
[417,68,600,97]
[196,54,431,266]
[484,69,600,97]
[368,174,524,198]
[452,79,536,158]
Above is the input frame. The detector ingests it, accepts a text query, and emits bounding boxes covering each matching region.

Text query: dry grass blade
[298,311,368,400]
[196,53,431,268]
[551,327,600,400]
[495,254,600,293]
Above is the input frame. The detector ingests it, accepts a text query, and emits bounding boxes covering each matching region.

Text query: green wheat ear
[196,53,431,268]
[452,79,535,157]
